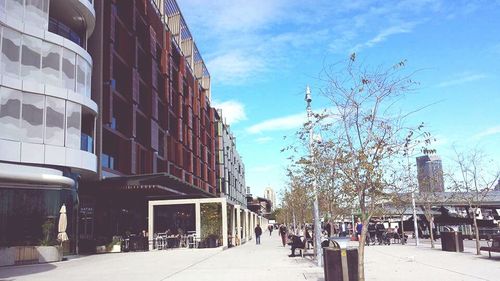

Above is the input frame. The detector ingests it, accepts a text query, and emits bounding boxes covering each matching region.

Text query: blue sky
[177,0,500,199]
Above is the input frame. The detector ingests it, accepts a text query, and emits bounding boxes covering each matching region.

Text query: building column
[148,202,154,250]
[248,212,251,239]
[222,200,228,248]
[231,205,235,246]
[195,202,201,239]
[245,210,250,241]
[236,205,241,245]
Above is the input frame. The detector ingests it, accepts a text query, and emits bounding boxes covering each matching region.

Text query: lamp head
[305,85,312,103]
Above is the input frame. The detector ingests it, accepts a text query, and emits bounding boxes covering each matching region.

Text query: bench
[288,235,308,257]
[480,236,500,258]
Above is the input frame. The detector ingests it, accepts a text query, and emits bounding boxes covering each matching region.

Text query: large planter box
[37,246,63,263]
[0,246,63,266]
[95,244,121,254]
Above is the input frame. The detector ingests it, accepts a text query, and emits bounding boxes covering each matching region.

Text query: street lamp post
[412,192,420,246]
[305,86,323,267]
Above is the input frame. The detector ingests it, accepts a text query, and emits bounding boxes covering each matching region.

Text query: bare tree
[449,148,500,255]
[315,54,427,280]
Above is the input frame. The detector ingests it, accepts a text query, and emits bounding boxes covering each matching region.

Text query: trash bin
[440,228,464,252]
[323,238,358,281]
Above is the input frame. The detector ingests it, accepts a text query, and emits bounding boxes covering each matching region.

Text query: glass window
[41,41,61,87]
[25,0,48,28]
[0,0,6,13]
[66,101,81,149]
[21,35,41,81]
[0,87,21,140]
[1,27,21,78]
[5,0,24,21]
[21,92,44,143]
[85,60,92,98]
[42,42,62,87]
[76,55,86,96]
[62,49,75,91]
[45,96,65,146]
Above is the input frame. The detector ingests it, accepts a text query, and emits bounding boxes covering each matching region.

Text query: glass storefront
[153,204,195,235]
[0,184,78,252]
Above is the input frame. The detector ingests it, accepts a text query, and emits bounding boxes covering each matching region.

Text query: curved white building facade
[0,0,96,251]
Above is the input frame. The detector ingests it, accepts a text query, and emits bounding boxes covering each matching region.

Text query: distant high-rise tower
[263,187,276,211]
[416,155,445,192]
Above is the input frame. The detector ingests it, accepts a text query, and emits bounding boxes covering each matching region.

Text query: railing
[49,17,84,47]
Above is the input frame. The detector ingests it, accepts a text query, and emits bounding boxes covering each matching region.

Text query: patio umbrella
[57,204,69,242]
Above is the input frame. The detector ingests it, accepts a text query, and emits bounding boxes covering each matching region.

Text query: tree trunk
[473,207,481,255]
[358,219,368,281]
[400,214,405,245]
[429,217,435,249]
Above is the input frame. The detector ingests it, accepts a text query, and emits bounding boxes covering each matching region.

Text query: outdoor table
[165,236,180,248]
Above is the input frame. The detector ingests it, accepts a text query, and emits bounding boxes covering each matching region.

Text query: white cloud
[207,51,265,84]
[248,164,279,174]
[436,73,487,88]
[178,0,289,33]
[474,126,500,139]
[255,137,273,144]
[212,100,247,125]
[351,22,418,53]
[246,113,305,134]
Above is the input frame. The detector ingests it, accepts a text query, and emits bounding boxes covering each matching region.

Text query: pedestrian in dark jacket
[255,224,262,244]
[279,224,287,246]
[288,235,305,257]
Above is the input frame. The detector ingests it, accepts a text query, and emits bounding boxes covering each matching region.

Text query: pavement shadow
[0,263,57,280]
[477,255,500,261]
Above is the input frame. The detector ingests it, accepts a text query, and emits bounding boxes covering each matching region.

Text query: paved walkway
[362,241,500,281]
[1,234,499,281]
[0,232,322,281]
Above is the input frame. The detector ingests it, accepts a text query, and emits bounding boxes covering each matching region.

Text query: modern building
[216,110,246,207]
[246,195,272,218]
[0,0,96,252]
[263,187,276,211]
[0,0,258,255]
[77,0,259,251]
[416,154,445,193]
[77,0,218,248]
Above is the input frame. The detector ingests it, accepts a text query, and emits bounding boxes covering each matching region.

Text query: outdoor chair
[155,234,165,250]
[392,233,401,244]
[187,233,198,248]
[179,235,188,248]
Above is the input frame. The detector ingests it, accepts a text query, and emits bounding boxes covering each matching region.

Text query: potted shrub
[207,234,219,248]
[106,236,122,253]
[37,219,62,263]
[96,236,122,253]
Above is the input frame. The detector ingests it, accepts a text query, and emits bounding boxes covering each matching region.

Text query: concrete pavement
[0,232,322,281]
[1,233,499,281]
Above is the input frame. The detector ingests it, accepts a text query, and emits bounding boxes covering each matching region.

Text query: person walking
[268,224,273,236]
[356,218,363,241]
[375,221,385,245]
[279,224,287,246]
[255,224,262,245]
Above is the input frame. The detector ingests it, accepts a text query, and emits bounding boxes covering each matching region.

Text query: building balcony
[49,17,84,47]
[49,0,95,39]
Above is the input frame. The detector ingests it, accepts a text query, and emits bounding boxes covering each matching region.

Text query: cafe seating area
[152,231,200,250]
